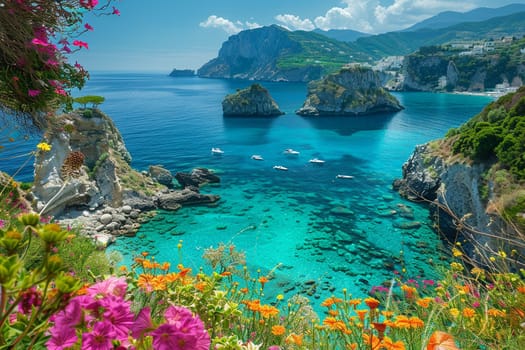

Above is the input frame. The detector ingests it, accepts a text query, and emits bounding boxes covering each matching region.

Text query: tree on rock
[74,95,106,109]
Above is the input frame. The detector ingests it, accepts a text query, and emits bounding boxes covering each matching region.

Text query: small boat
[273,165,288,171]
[283,148,300,155]
[336,174,354,179]
[211,147,224,154]
[251,155,264,161]
[309,158,325,164]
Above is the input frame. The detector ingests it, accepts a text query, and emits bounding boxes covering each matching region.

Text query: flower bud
[55,273,81,294]
[37,223,69,245]
[18,212,41,227]
[0,230,23,254]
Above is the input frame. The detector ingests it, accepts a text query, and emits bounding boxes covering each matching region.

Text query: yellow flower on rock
[37,142,52,152]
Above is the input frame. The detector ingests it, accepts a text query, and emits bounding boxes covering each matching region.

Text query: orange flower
[487,308,506,317]
[394,315,424,329]
[243,299,261,312]
[240,287,249,294]
[401,285,417,299]
[259,304,279,318]
[362,333,381,350]
[142,259,154,269]
[321,296,343,307]
[383,336,406,350]
[517,285,525,294]
[416,297,433,308]
[285,333,303,346]
[462,307,476,318]
[426,331,459,350]
[346,343,358,350]
[259,276,269,287]
[348,298,362,309]
[271,325,286,336]
[177,264,192,278]
[365,297,380,309]
[323,317,351,334]
[328,309,339,317]
[220,271,232,277]
[160,262,170,271]
[194,281,206,292]
[118,265,128,272]
[141,251,149,257]
[356,309,368,322]
[372,322,387,333]
[381,310,394,318]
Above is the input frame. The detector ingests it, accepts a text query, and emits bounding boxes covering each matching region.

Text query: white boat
[283,148,300,155]
[273,165,288,171]
[309,158,325,164]
[211,147,224,154]
[251,155,264,161]
[336,174,354,179]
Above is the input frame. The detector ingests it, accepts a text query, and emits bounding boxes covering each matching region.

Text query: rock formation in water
[222,84,284,116]
[296,66,403,116]
[169,69,195,77]
[32,109,220,242]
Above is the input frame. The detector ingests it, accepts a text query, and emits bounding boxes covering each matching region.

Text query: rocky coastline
[222,84,284,116]
[32,109,221,247]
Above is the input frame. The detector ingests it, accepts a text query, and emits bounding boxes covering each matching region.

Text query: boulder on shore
[296,66,403,116]
[222,84,284,117]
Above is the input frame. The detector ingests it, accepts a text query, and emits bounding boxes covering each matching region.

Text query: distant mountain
[405,4,525,31]
[351,11,525,60]
[197,25,369,82]
[312,28,370,42]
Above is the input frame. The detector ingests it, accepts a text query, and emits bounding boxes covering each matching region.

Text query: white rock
[99,213,113,225]
[121,205,132,214]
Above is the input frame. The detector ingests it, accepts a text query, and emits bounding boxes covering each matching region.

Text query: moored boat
[309,158,325,164]
[273,165,288,171]
[336,174,354,179]
[283,148,300,155]
[211,147,224,154]
[251,155,264,161]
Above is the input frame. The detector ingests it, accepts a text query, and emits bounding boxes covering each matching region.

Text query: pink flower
[152,324,193,350]
[55,88,67,96]
[46,326,77,350]
[18,287,42,315]
[61,45,71,53]
[84,23,94,31]
[31,38,49,46]
[99,296,134,340]
[0,219,4,229]
[46,59,59,67]
[131,307,154,339]
[28,89,40,97]
[88,276,127,298]
[164,305,194,326]
[72,40,89,49]
[268,347,281,350]
[80,0,99,9]
[112,7,121,16]
[472,301,481,308]
[82,321,115,350]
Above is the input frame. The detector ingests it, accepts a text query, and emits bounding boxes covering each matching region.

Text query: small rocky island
[296,66,403,116]
[222,84,284,116]
[169,68,195,77]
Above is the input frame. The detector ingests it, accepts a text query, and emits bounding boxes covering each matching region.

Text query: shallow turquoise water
[3,73,493,310]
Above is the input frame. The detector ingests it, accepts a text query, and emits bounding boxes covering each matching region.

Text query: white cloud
[283,0,484,34]
[275,14,315,31]
[245,21,262,29]
[199,15,243,35]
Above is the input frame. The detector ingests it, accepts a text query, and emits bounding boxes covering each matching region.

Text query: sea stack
[296,66,404,116]
[222,84,284,116]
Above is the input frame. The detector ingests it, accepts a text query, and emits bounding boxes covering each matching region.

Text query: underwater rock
[175,168,220,188]
[393,220,422,229]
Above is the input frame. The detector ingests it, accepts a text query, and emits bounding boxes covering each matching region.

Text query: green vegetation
[73,95,106,109]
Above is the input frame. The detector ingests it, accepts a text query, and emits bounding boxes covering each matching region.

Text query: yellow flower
[452,247,463,257]
[450,262,464,271]
[285,333,303,346]
[489,256,496,262]
[416,297,433,308]
[37,142,52,152]
[449,308,460,318]
[276,294,284,301]
[488,308,506,317]
[498,250,507,258]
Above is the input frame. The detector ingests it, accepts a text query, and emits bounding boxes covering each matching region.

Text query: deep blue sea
[1,73,493,309]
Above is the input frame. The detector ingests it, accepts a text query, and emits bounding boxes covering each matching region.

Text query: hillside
[350,11,525,60]
[312,28,370,42]
[405,3,525,31]
[197,25,368,82]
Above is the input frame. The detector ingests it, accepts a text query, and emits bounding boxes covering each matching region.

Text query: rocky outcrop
[222,84,284,116]
[148,165,174,187]
[296,66,403,116]
[175,168,220,188]
[169,69,195,77]
[393,143,506,256]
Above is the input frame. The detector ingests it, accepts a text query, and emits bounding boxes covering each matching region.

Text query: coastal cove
[80,74,492,309]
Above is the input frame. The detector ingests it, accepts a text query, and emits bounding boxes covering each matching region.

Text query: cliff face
[393,143,508,257]
[296,67,403,116]
[32,109,162,216]
[222,84,284,116]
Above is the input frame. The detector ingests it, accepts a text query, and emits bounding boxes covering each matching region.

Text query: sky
[74,0,525,73]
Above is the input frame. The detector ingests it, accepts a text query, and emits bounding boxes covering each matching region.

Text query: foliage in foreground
[1,205,524,349]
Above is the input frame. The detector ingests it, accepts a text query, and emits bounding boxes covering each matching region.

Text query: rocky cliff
[296,66,403,116]
[222,84,284,116]
[32,109,220,240]
[197,25,356,82]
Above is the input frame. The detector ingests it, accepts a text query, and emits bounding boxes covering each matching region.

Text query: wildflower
[416,297,433,308]
[394,315,424,329]
[365,297,380,309]
[356,309,368,322]
[328,309,339,316]
[243,299,261,312]
[37,142,52,152]
[72,40,89,49]
[82,321,115,350]
[88,276,127,298]
[401,284,417,298]
[517,285,525,294]
[259,304,279,318]
[131,307,153,338]
[323,317,351,333]
[321,296,343,307]
[285,333,303,346]
[271,325,286,336]
[276,294,284,301]
[18,287,42,315]
[489,256,496,262]
[427,331,459,350]
[452,247,462,257]
[259,276,269,287]
[348,298,361,308]
[220,271,232,277]
[112,6,121,15]
[362,333,381,349]
[381,310,394,318]
[382,336,406,350]
[487,308,506,317]
[240,287,249,294]
[450,262,464,272]
[449,308,460,318]
[46,326,78,350]
[84,23,94,31]
[462,307,476,318]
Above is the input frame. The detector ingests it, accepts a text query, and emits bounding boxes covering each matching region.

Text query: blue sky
[74,0,525,73]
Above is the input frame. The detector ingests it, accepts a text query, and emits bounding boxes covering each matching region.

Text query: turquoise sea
[2,73,493,309]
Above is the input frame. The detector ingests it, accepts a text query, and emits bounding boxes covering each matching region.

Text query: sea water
[2,73,493,310]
